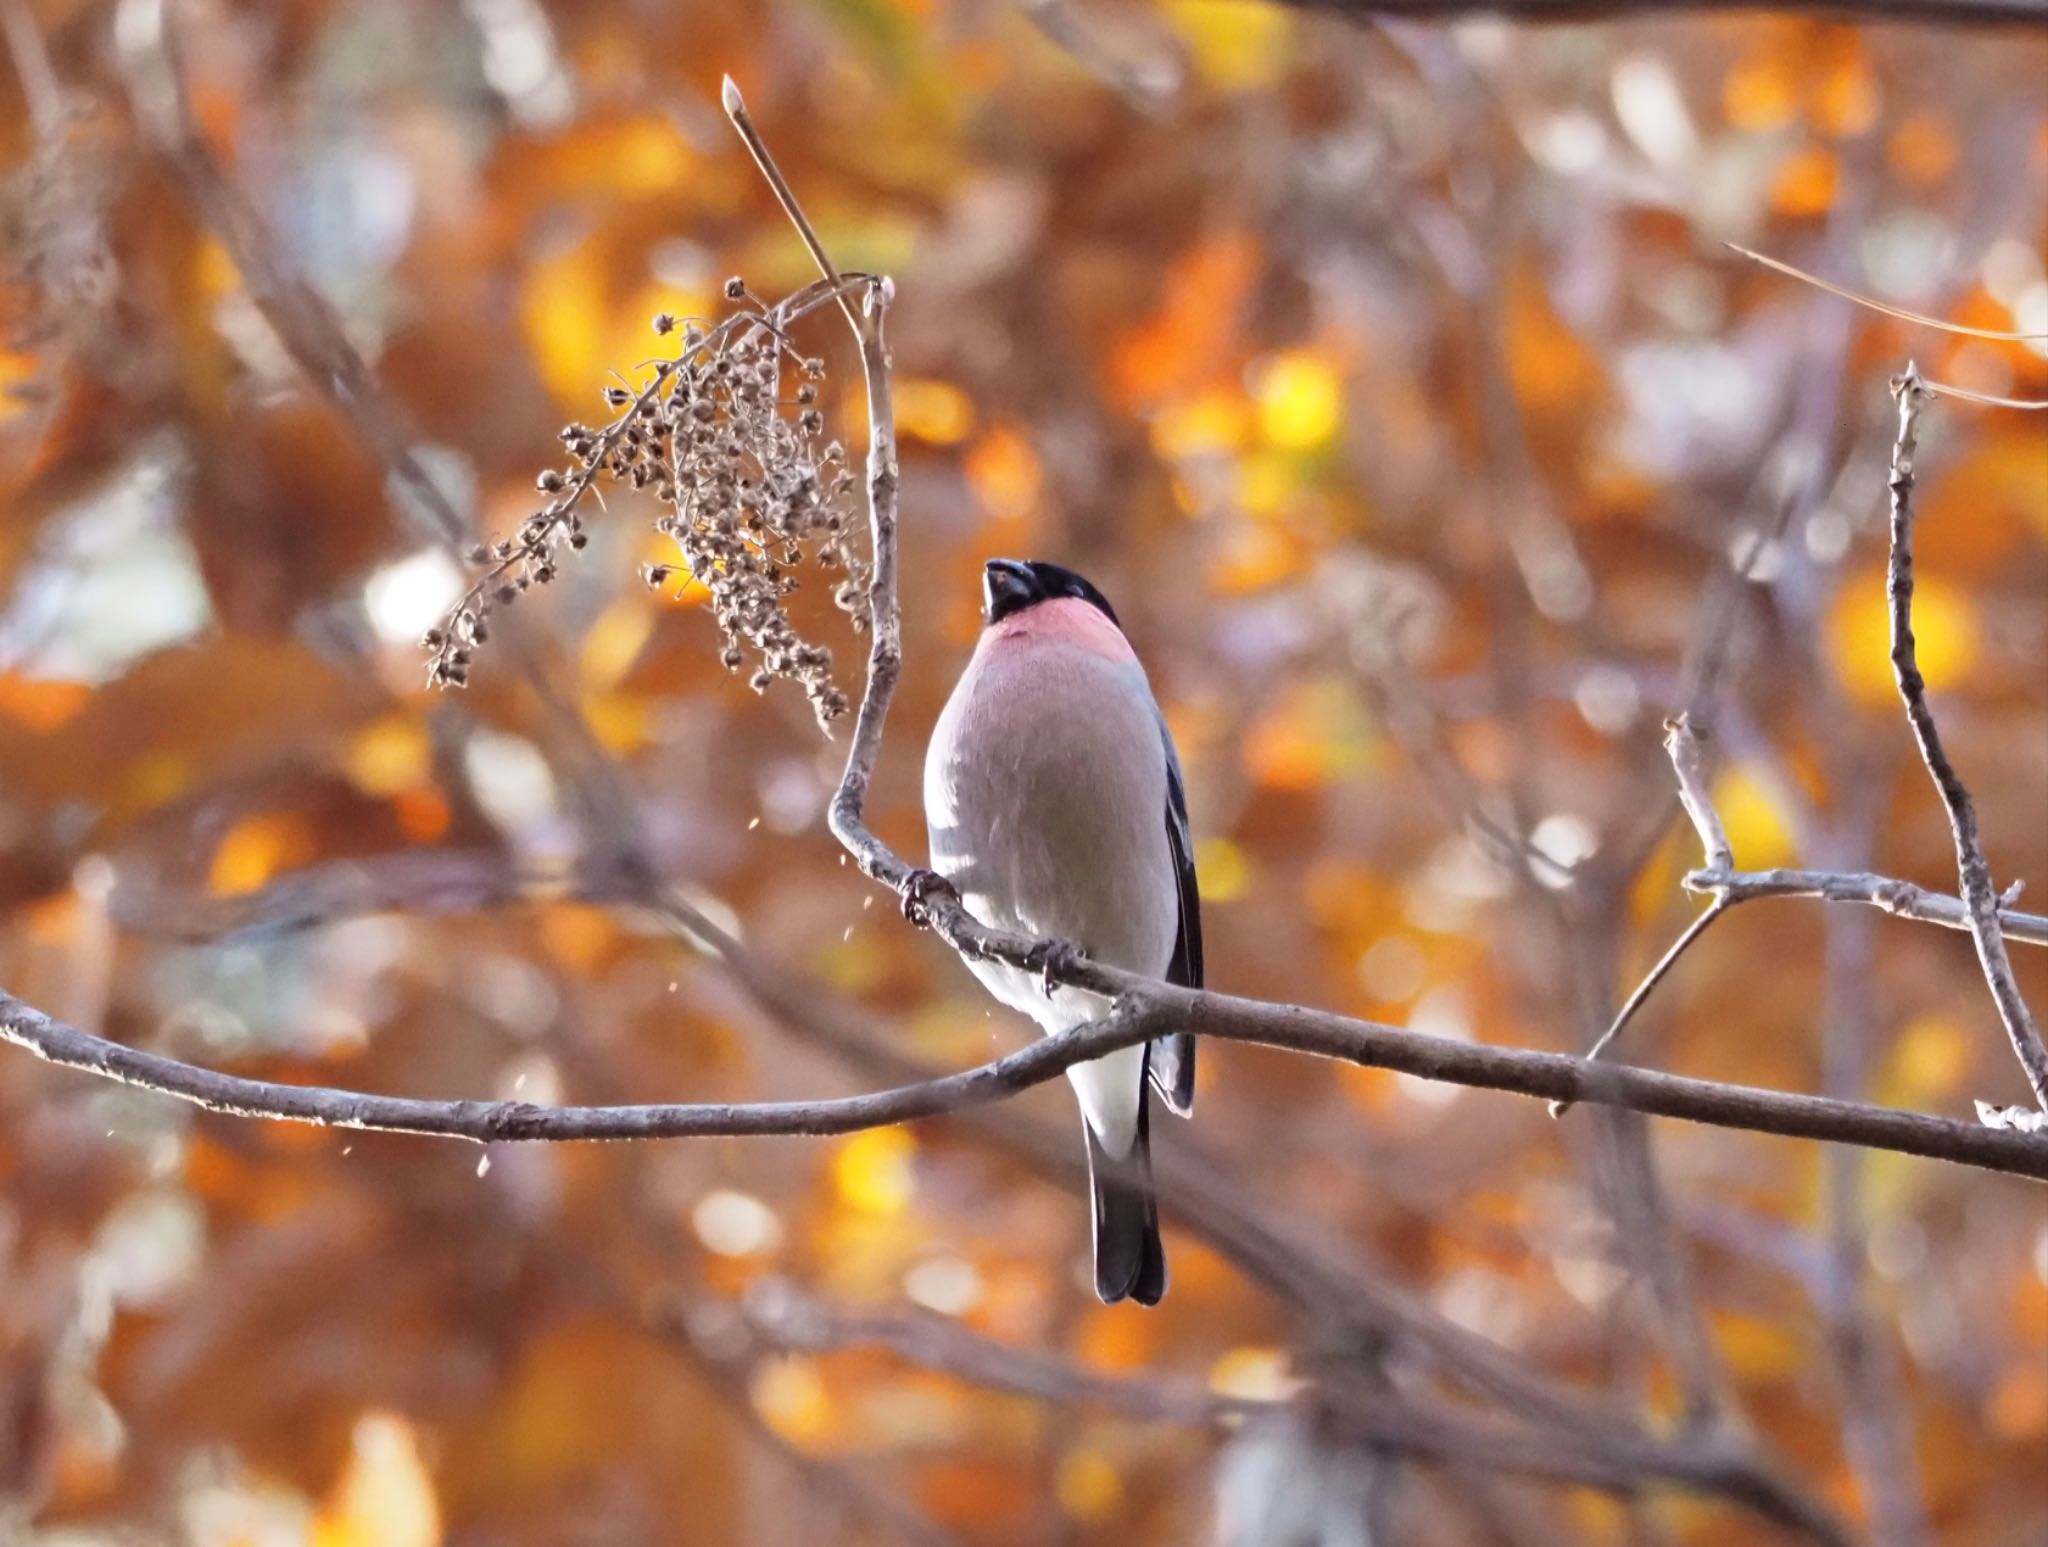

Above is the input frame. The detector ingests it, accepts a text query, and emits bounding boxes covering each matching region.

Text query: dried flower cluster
[424,280,869,725]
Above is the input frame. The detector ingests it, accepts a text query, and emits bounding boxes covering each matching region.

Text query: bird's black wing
[1149,718,1201,1117]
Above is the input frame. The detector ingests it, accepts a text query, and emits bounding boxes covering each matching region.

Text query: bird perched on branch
[923,558,1202,1305]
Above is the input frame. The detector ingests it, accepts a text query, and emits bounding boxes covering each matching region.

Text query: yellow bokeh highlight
[0,347,40,427]
[209,811,319,897]
[1878,1016,1973,1108]
[752,1357,834,1447]
[834,1127,916,1214]
[1208,1346,1299,1401]
[1152,387,1250,462]
[521,235,708,413]
[604,116,693,198]
[1827,571,1980,707]
[896,378,976,445]
[193,235,242,302]
[580,598,655,691]
[1252,350,1343,451]
[1235,452,1296,522]
[127,751,190,812]
[965,423,1043,524]
[1055,1450,1123,1522]
[522,241,610,409]
[1709,766,1798,872]
[1161,0,1293,92]
[312,1411,441,1547]
[1723,54,1798,132]
[346,716,431,798]
[1711,1308,1801,1381]
[1194,837,1250,903]
[582,693,650,755]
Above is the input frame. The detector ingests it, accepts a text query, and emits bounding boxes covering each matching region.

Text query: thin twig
[721,79,857,334]
[1548,715,1735,1115]
[1681,866,2048,947]
[1549,899,1732,1118]
[1726,243,2048,343]
[1885,366,2048,1110]
[1665,714,1735,873]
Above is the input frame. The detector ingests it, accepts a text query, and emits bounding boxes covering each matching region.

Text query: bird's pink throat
[986,597,1137,662]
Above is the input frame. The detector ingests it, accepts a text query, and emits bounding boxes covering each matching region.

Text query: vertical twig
[716,79,906,897]
[1885,367,2048,1110]
[1548,715,1735,1115]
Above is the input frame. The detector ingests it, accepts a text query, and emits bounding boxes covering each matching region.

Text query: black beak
[983,558,1039,623]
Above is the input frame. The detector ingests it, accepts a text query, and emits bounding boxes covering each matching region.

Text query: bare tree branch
[4,978,2045,1177]
[1882,368,2048,1109]
[116,0,466,550]
[735,1277,1852,1544]
[1576,708,2047,1104]
[1680,866,2048,947]
[738,1277,1248,1427]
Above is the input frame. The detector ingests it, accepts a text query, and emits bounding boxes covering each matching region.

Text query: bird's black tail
[1084,1097,1166,1306]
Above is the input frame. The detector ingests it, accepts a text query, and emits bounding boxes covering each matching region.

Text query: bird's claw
[900,868,955,928]
[1023,937,1084,998]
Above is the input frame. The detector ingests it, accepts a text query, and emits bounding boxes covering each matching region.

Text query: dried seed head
[425,290,862,719]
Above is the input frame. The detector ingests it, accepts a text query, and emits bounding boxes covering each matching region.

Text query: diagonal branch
[1884,367,2048,1109]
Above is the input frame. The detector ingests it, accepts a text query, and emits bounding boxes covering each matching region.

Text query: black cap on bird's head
[982,558,1121,628]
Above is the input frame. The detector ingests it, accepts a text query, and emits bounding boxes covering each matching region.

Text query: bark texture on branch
[1884,368,2048,1109]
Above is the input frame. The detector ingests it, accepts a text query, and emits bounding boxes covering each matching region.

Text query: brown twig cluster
[1572,363,2046,1125]
[423,276,871,723]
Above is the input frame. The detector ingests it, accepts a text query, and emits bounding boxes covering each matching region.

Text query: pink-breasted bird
[923,558,1201,1305]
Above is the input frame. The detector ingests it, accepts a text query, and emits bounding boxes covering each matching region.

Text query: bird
[923,557,1202,1305]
